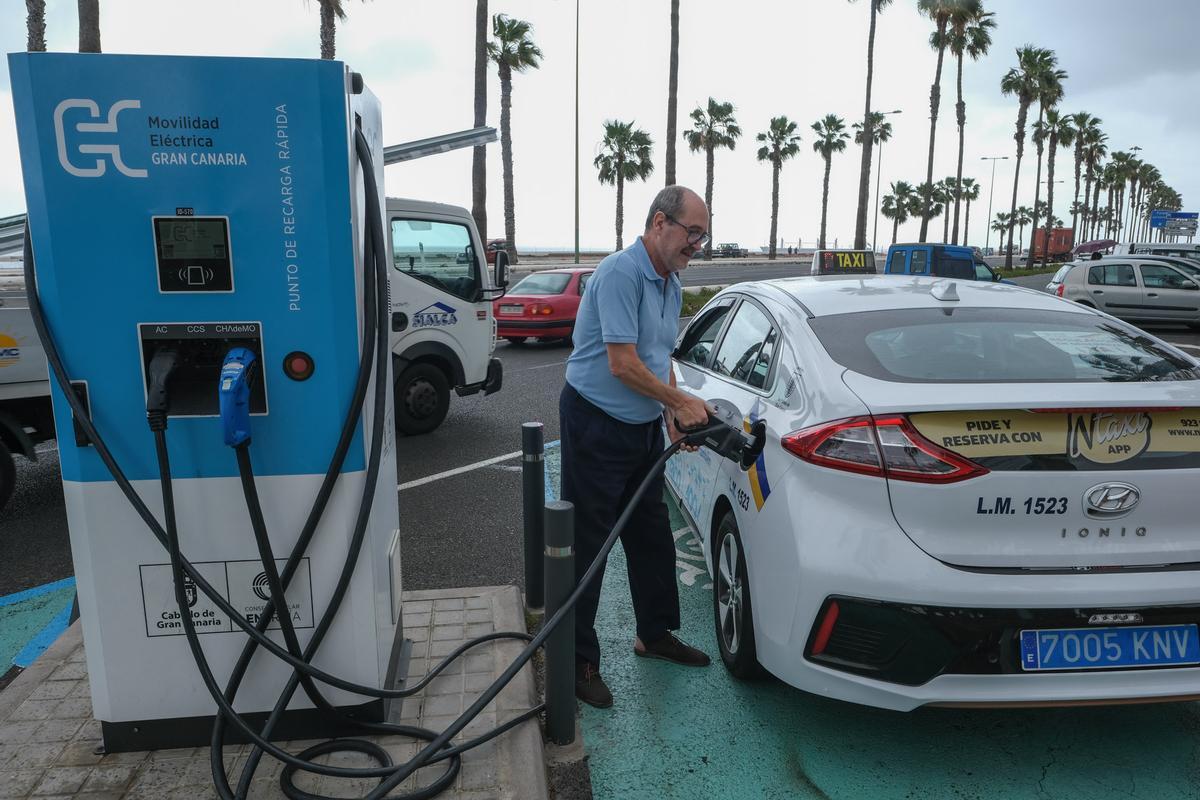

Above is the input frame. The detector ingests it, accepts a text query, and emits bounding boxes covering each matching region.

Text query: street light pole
[871,109,902,252]
[981,155,1008,253]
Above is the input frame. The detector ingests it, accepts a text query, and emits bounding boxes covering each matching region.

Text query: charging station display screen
[153,217,234,292]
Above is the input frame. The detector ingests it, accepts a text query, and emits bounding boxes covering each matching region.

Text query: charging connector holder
[139,322,266,417]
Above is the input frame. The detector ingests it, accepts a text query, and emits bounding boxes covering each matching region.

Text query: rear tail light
[1054,283,1065,297]
[782,415,987,484]
[528,303,555,316]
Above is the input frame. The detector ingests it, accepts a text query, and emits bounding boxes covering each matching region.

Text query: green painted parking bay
[578,490,1200,799]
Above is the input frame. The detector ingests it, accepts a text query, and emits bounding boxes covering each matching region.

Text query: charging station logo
[0,334,20,367]
[53,99,148,178]
[412,302,458,328]
[251,572,273,602]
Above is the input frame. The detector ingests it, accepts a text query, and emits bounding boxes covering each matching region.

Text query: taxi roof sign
[811,249,877,276]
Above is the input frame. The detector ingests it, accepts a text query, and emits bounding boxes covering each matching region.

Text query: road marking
[398,440,560,491]
[1173,343,1200,351]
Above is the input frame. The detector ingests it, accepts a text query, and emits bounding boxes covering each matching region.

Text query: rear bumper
[497,319,575,337]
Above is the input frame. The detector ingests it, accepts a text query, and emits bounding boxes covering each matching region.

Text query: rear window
[809,307,1196,383]
[933,257,974,279]
[508,273,572,295]
[1050,265,1071,283]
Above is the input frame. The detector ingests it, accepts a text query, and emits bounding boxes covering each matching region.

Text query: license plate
[1020,624,1200,671]
[499,305,523,314]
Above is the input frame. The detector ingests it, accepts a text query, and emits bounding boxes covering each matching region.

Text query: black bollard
[544,500,576,745]
[522,422,545,610]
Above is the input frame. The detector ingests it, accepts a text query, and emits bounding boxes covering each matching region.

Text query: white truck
[0,198,508,511]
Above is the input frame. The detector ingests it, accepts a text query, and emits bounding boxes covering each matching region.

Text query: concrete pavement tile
[148,746,198,761]
[7,741,68,769]
[433,598,465,611]
[9,698,59,722]
[80,763,138,793]
[27,680,76,701]
[49,696,92,719]
[464,653,494,674]
[464,672,493,693]
[166,786,218,800]
[408,625,430,643]
[466,608,492,623]
[0,719,42,744]
[403,612,431,628]
[98,749,151,766]
[421,715,459,734]
[244,777,280,798]
[466,595,491,610]
[31,718,85,743]
[31,765,93,795]
[461,757,499,790]
[430,639,460,657]
[66,647,86,663]
[434,610,465,625]
[54,740,105,767]
[426,672,465,696]
[123,760,183,798]
[68,681,92,698]
[432,625,465,642]
[467,622,494,637]
[47,662,86,681]
[0,769,43,798]
[76,719,101,740]
[423,693,462,717]
[404,600,433,614]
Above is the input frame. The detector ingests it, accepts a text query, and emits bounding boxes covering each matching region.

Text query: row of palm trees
[880,177,983,246]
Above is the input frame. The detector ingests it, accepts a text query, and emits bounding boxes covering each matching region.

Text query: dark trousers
[559,383,680,668]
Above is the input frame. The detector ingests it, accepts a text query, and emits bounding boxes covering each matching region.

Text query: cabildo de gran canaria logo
[412,302,458,328]
[0,333,20,368]
[1067,411,1152,464]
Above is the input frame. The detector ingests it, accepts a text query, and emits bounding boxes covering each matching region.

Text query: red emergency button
[283,351,315,381]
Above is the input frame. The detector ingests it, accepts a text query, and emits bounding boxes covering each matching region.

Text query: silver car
[1046,257,1200,329]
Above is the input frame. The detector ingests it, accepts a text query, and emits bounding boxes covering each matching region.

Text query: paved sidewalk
[0,585,547,799]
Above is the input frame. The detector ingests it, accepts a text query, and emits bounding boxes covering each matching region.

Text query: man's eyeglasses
[663,214,711,247]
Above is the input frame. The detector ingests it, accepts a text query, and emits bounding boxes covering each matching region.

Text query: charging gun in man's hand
[673,398,766,470]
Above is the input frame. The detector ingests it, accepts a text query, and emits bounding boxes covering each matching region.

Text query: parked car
[713,243,748,258]
[1115,242,1200,262]
[884,243,1012,283]
[485,239,507,266]
[1046,257,1200,328]
[493,267,593,344]
[667,275,1200,710]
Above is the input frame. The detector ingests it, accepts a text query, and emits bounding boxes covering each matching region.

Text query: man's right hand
[670,393,711,431]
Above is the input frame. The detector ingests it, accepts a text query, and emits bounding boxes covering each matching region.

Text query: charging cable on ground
[23,127,764,799]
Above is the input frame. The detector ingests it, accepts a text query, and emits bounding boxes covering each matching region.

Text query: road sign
[1151,210,1198,229]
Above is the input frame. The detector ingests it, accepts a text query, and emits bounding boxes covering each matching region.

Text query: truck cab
[884,243,1010,283]
[387,198,506,435]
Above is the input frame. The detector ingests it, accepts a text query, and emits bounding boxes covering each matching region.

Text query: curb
[0,618,82,724]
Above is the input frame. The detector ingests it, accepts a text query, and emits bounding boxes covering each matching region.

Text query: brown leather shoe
[575,662,613,708]
[634,633,711,667]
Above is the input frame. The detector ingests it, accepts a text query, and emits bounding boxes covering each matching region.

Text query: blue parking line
[0,578,76,671]
[0,577,75,608]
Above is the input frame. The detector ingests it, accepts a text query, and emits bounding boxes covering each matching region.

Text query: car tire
[0,439,15,515]
[712,510,761,679]
[394,363,450,436]
[504,337,527,345]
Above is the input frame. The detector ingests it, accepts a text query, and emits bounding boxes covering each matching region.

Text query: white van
[1114,242,1200,261]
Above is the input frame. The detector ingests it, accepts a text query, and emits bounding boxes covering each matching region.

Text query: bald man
[560,185,713,709]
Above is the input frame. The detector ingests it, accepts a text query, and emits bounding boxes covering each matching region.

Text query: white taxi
[666,275,1200,711]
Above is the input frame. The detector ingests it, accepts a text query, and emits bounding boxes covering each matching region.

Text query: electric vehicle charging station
[10,52,402,751]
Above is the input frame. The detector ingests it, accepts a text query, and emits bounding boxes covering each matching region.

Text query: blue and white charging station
[9,52,402,752]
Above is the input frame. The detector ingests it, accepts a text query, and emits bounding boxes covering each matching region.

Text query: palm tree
[1069,113,1101,239]
[959,177,980,245]
[665,0,680,185]
[472,0,488,241]
[851,0,895,249]
[948,3,994,244]
[1000,45,1056,268]
[811,114,850,249]
[992,211,1012,252]
[489,14,543,264]
[685,98,741,260]
[941,176,958,242]
[915,181,946,236]
[1134,162,1161,241]
[1024,60,1067,268]
[1015,205,1033,250]
[916,0,960,242]
[26,0,46,50]
[1122,156,1142,243]
[1102,161,1121,238]
[1038,109,1075,261]
[756,117,803,260]
[1082,132,1107,240]
[1090,167,1107,240]
[1107,151,1132,238]
[318,0,350,59]
[594,121,654,251]
[78,0,100,52]
[881,181,915,244]
[853,111,893,249]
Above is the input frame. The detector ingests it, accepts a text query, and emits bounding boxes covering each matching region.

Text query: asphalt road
[5,266,1200,600]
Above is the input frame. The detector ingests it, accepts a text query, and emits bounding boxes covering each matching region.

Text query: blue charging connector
[218,348,257,448]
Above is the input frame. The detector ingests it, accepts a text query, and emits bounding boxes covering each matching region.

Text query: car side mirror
[494,250,509,288]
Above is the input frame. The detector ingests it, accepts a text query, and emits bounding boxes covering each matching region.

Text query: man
[560,185,713,709]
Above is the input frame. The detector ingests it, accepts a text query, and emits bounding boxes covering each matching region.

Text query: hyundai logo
[1084,482,1141,518]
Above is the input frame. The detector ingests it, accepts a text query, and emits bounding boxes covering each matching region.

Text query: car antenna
[930,280,959,302]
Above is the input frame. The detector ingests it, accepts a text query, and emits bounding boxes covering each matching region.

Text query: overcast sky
[2,0,1197,251]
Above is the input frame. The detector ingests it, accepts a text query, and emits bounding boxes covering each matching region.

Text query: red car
[493,267,593,344]
[485,239,507,265]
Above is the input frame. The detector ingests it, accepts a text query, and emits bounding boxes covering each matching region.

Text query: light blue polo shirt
[566,237,683,424]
